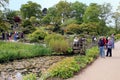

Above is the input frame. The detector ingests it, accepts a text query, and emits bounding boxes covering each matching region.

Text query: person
[98,37,105,58]
[14,31,17,41]
[111,34,115,49]
[73,36,79,46]
[2,31,5,40]
[5,32,9,41]
[92,35,97,45]
[106,37,113,57]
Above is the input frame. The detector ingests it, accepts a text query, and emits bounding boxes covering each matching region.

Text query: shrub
[49,39,70,53]
[66,24,81,34]
[44,33,64,44]
[46,57,80,79]
[86,46,99,58]
[23,73,37,80]
[29,29,47,42]
[45,33,71,54]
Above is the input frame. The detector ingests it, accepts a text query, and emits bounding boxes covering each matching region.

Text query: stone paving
[0,56,65,80]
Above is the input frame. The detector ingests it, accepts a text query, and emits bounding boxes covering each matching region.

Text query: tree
[70,1,87,24]
[55,1,71,24]
[3,9,17,24]
[83,3,101,23]
[0,0,9,8]
[99,3,112,26]
[80,22,99,35]
[112,3,120,32]
[20,1,41,19]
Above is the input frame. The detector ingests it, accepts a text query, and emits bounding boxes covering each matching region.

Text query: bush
[23,73,37,80]
[45,33,70,54]
[49,39,70,53]
[86,47,99,58]
[46,57,80,79]
[44,33,64,44]
[29,29,47,42]
[66,24,81,34]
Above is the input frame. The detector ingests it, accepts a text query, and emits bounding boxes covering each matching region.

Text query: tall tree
[112,12,120,32]
[20,1,41,19]
[70,1,87,24]
[0,0,9,8]
[3,9,17,23]
[99,3,112,26]
[55,1,71,24]
[112,3,120,32]
[83,3,101,23]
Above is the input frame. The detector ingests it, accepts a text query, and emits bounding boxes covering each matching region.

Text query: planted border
[0,41,52,63]
[40,46,99,80]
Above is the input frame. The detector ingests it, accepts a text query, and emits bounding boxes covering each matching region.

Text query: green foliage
[66,24,81,34]
[86,46,99,58]
[41,46,99,79]
[22,19,36,34]
[44,33,64,44]
[71,1,87,24]
[0,41,52,63]
[41,14,51,25]
[61,18,77,27]
[80,22,99,34]
[47,57,80,79]
[75,46,99,68]
[0,22,8,31]
[83,3,101,23]
[29,29,47,42]
[49,39,70,53]
[115,34,120,40]
[23,73,37,80]
[20,1,41,19]
[45,33,70,53]
[22,19,32,27]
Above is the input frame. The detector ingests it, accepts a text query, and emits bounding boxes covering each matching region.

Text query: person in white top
[73,36,79,46]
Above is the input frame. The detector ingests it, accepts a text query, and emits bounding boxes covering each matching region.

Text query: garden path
[67,41,120,80]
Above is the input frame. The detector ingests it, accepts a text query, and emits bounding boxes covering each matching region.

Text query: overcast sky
[9,0,120,12]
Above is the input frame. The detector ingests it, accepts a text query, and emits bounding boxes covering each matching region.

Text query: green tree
[20,1,41,19]
[3,9,17,24]
[80,22,99,35]
[83,3,101,23]
[70,1,87,24]
[99,3,112,26]
[112,3,120,33]
[30,16,39,26]
[55,1,71,24]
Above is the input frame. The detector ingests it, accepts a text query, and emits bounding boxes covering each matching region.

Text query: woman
[106,37,113,57]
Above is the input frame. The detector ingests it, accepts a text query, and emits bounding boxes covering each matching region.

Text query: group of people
[98,34,115,58]
[1,31,24,41]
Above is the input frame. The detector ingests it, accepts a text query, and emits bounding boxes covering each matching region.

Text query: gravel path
[67,41,120,80]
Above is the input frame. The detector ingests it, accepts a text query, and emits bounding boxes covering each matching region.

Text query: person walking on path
[98,37,105,58]
[106,37,113,57]
[111,33,115,49]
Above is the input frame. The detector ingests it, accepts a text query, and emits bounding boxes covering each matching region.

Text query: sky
[9,0,120,12]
